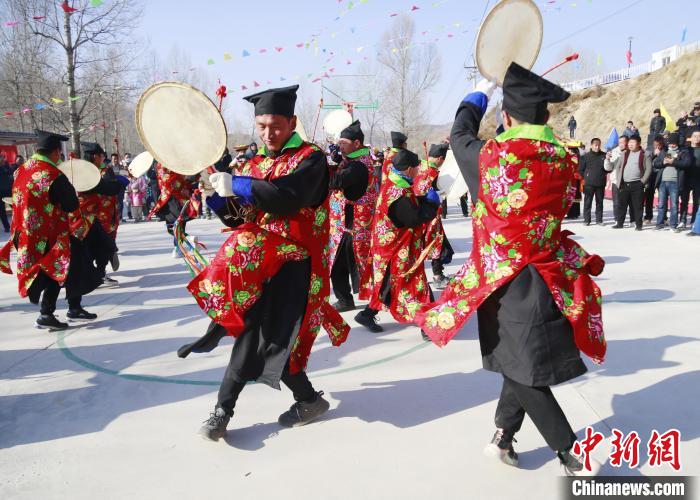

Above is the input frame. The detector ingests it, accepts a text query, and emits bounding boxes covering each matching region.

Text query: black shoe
[635,226,643,231]
[354,311,384,333]
[687,232,700,237]
[654,225,665,231]
[595,221,604,225]
[557,448,601,476]
[484,428,519,467]
[110,252,120,272]
[332,300,356,313]
[278,391,330,428]
[199,408,231,441]
[67,308,97,321]
[35,314,68,330]
[611,224,624,229]
[102,276,119,287]
[584,221,591,226]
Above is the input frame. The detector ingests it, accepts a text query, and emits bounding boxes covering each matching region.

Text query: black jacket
[0,163,13,197]
[653,147,692,190]
[650,115,666,137]
[578,150,607,187]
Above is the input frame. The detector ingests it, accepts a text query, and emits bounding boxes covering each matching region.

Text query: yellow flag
[660,104,676,132]
[51,97,64,104]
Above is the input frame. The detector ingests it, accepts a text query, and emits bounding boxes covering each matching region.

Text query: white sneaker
[172,248,182,259]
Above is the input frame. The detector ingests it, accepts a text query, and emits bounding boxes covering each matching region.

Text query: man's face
[255,114,296,153]
[691,131,700,147]
[338,138,361,155]
[628,139,641,151]
[619,137,628,151]
[654,112,660,117]
[111,155,119,164]
[429,156,446,168]
[16,156,24,165]
[94,153,105,166]
[591,141,601,152]
[653,140,664,151]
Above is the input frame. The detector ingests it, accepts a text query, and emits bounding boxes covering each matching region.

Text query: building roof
[0,130,39,146]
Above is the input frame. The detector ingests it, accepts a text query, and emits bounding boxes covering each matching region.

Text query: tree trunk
[63,8,81,156]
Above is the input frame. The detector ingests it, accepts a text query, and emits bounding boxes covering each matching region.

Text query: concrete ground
[1,207,699,500]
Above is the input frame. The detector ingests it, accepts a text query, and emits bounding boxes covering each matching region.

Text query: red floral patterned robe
[380,147,399,182]
[187,138,349,374]
[416,125,606,364]
[328,147,380,299]
[368,169,431,322]
[148,163,192,219]
[69,171,120,238]
[413,159,445,260]
[0,155,71,296]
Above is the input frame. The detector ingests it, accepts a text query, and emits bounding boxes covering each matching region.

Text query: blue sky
[140,0,698,125]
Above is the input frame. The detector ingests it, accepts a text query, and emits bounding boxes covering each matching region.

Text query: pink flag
[275,47,284,52]
[626,50,633,65]
[241,85,248,90]
[411,5,419,11]
[253,81,261,87]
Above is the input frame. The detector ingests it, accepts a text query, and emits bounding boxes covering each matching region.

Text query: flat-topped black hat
[243,84,299,117]
[391,131,408,148]
[428,143,449,158]
[392,149,420,171]
[502,62,570,124]
[83,142,105,155]
[340,120,364,143]
[35,129,68,151]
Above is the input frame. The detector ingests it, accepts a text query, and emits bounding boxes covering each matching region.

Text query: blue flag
[681,26,687,43]
[605,127,619,151]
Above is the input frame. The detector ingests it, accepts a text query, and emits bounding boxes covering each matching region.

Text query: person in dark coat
[435,64,605,476]
[567,115,577,139]
[579,138,607,225]
[644,135,665,224]
[0,156,13,232]
[647,108,666,150]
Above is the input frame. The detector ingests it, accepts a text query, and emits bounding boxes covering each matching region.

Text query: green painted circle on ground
[57,332,431,386]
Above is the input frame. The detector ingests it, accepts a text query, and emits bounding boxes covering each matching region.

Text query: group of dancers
[1,62,607,476]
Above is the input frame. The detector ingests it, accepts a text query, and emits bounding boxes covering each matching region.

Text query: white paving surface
[1,207,699,500]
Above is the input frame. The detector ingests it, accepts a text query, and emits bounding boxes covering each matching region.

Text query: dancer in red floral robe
[413,143,454,289]
[328,120,376,312]
[176,85,353,441]
[355,149,440,338]
[416,63,607,476]
[1,131,101,329]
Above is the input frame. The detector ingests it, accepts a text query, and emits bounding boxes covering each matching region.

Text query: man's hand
[210,172,233,197]
[474,78,497,99]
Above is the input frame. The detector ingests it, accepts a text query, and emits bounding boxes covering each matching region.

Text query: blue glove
[231,175,254,204]
[426,188,440,205]
[115,175,130,187]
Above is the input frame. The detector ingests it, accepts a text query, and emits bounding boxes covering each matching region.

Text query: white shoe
[172,248,182,259]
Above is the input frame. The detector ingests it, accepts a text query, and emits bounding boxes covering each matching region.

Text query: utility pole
[627,36,633,77]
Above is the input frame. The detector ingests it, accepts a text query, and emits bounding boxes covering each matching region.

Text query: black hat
[428,143,449,158]
[502,62,570,124]
[83,142,105,155]
[653,108,661,114]
[667,132,680,145]
[391,149,420,171]
[35,129,68,152]
[391,131,408,148]
[243,85,298,117]
[340,120,364,143]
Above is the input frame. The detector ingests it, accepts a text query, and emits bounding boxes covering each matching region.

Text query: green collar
[390,147,401,153]
[495,124,561,146]
[31,153,57,167]
[258,132,304,157]
[346,147,369,159]
[421,159,437,169]
[388,169,412,188]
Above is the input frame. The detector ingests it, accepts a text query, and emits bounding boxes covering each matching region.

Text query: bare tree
[377,14,441,143]
[11,0,144,155]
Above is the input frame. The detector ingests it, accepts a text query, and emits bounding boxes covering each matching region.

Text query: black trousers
[460,194,469,217]
[39,278,81,315]
[0,200,9,231]
[583,185,604,223]
[217,365,316,416]
[679,186,699,225]
[441,199,448,219]
[431,258,444,277]
[643,182,656,221]
[495,375,577,452]
[617,181,644,228]
[330,234,359,304]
